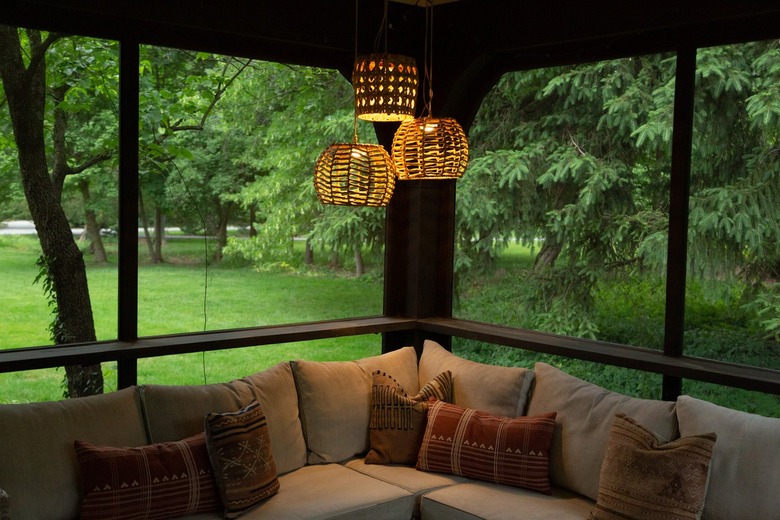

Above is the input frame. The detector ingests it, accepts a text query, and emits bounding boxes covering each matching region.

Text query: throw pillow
[417,400,557,494]
[204,399,280,519]
[590,413,717,520]
[365,370,453,465]
[74,433,220,520]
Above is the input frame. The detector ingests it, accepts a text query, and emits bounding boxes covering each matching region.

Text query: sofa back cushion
[526,362,678,501]
[676,395,780,520]
[0,387,148,520]
[141,361,306,475]
[418,339,535,417]
[235,362,307,474]
[292,346,419,464]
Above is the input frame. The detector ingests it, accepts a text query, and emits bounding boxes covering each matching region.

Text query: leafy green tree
[0,29,117,396]
[226,62,386,276]
[138,47,250,263]
[459,42,780,340]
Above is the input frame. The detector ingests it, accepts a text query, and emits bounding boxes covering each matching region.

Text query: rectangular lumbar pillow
[74,433,220,520]
[417,399,557,494]
[366,370,452,465]
[205,399,280,519]
[590,413,716,520]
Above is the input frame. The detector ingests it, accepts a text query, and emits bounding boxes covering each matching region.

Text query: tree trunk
[153,208,164,263]
[354,243,365,277]
[0,28,103,397]
[534,239,563,271]
[304,238,314,265]
[249,204,257,238]
[212,202,233,263]
[139,189,157,263]
[78,179,108,264]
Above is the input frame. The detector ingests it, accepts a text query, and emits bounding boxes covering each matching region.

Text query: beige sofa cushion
[0,387,148,520]
[676,395,780,520]
[526,362,678,501]
[140,382,244,442]
[421,482,594,520]
[141,361,306,475]
[236,362,308,474]
[240,464,414,519]
[292,347,419,464]
[418,339,535,417]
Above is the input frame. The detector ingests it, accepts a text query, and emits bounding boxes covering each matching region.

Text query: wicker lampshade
[353,53,418,122]
[314,142,396,206]
[392,116,469,180]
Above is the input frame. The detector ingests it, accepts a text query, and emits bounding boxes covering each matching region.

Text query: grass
[2,234,779,418]
[0,235,383,403]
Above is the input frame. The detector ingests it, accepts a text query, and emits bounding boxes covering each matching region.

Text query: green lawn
[0,235,383,403]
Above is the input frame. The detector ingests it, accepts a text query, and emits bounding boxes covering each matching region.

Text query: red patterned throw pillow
[74,433,220,520]
[205,399,280,519]
[417,400,557,494]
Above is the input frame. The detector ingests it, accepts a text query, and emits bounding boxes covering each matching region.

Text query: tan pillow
[676,395,780,520]
[417,400,557,494]
[590,413,716,520]
[292,347,419,464]
[418,339,535,417]
[365,370,452,465]
[526,362,678,500]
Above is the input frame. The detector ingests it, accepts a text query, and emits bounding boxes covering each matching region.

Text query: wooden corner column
[382,178,456,357]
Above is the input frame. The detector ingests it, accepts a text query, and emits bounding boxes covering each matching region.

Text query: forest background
[1,30,778,415]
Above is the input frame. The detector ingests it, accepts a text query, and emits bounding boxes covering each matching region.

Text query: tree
[458,42,780,339]
[137,47,250,263]
[0,28,116,396]
[226,62,387,276]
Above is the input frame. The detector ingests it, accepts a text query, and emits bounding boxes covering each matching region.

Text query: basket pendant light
[314,141,395,207]
[353,0,418,122]
[354,53,418,122]
[392,2,468,180]
[313,0,396,207]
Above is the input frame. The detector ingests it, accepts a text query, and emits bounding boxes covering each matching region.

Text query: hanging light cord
[353,0,360,143]
[423,3,434,117]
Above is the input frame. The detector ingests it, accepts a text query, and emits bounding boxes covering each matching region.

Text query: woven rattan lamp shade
[392,116,469,180]
[353,53,418,122]
[314,143,396,206]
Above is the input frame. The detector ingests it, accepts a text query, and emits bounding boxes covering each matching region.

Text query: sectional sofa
[1,339,778,520]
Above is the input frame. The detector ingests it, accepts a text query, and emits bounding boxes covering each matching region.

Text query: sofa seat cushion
[240,463,413,519]
[676,395,780,520]
[345,458,468,518]
[292,347,420,464]
[420,482,594,520]
[418,340,535,417]
[0,387,148,520]
[526,362,678,501]
[141,361,307,475]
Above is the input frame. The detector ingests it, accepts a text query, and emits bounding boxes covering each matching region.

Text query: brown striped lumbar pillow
[74,433,220,520]
[589,413,716,520]
[366,370,452,465]
[417,400,557,494]
[205,399,280,519]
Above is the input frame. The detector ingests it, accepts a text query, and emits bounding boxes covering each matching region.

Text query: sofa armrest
[0,487,9,520]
